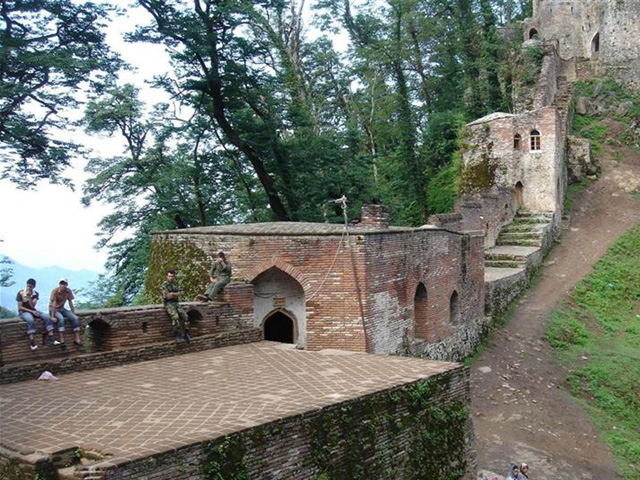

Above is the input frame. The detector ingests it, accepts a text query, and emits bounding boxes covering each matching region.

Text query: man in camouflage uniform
[162,270,191,344]
[197,251,232,302]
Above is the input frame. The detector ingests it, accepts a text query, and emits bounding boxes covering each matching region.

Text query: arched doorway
[591,32,600,54]
[414,283,428,341]
[515,181,524,209]
[529,28,539,40]
[253,266,306,347]
[263,311,295,343]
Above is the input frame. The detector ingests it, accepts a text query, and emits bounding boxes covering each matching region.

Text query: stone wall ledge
[0,328,263,385]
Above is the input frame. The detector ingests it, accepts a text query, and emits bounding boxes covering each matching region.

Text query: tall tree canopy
[0,0,120,187]
[79,0,532,301]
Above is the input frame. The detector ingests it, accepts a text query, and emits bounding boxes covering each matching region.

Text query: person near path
[162,270,191,344]
[197,252,232,302]
[518,463,530,479]
[49,278,82,348]
[506,465,520,480]
[16,279,59,350]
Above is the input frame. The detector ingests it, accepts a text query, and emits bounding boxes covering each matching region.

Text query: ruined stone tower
[526,0,640,87]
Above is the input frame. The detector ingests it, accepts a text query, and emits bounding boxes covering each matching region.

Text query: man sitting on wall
[197,251,232,302]
[16,278,59,350]
[49,278,82,348]
[162,270,191,345]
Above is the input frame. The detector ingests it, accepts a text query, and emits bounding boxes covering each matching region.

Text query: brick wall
[0,328,263,385]
[81,366,475,480]
[155,225,486,357]
[0,283,253,367]
[362,230,485,355]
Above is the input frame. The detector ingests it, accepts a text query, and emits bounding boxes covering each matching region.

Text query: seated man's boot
[184,331,192,344]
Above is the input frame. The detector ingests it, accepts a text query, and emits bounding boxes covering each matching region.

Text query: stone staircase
[486,211,554,268]
[483,210,555,313]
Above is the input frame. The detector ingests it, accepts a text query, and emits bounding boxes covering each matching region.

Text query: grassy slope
[546,222,640,480]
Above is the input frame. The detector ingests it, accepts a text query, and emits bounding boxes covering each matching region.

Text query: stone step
[484,260,526,268]
[501,222,549,233]
[484,252,527,262]
[515,210,554,218]
[496,238,542,247]
[498,231,544,241]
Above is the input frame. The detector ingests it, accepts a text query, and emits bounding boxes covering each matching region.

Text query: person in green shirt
[197,252,232,302]
[162,270,191,344]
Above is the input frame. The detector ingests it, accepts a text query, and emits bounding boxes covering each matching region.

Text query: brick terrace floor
[0,341,458,468]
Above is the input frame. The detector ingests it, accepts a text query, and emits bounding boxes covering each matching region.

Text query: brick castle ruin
[1,2,638,479]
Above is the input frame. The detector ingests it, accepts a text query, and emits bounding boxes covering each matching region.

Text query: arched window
[414,283,428,340]
[450,291,459,325]
[514,133,522,150]
[591,32,600,54]
[529,28,539,40]
[530,130,541,151]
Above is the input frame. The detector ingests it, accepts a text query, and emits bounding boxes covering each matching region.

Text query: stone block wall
[462,107,564,215]
[528,0,640,88]
[79,366,475,480]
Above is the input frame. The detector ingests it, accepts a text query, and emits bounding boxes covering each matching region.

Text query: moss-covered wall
[459,151,499,195]
[199,371,472,480]
[144,237,211,303]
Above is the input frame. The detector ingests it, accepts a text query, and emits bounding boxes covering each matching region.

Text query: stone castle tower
[526,0,640,87]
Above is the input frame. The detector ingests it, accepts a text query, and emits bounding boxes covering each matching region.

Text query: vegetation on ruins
[546,222,640,480]
[201,375,469,480]
[0,1,533,302]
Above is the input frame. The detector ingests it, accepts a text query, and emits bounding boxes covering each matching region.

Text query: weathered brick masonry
[93,368,474,480]
[0,284,254,372]
[151,214,486,359]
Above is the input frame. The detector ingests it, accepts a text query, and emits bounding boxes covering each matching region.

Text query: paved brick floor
[0,341,457,467]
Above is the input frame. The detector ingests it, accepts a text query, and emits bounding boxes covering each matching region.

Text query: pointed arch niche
[253,266,306,347]
[414,282,429,341]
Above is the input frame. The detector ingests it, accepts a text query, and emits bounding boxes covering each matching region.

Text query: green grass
[546,222,640,480]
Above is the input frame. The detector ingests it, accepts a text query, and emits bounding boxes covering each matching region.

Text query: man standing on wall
[197,252,232,302]
[162,270,191,345]
[16,278,59,350]
[49,278,82,348]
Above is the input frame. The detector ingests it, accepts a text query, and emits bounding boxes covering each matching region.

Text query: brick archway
[248,259,310,291]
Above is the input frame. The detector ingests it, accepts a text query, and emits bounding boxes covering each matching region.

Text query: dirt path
[473,124,640,480]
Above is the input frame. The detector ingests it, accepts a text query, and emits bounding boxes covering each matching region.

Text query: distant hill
[0,256,101,313]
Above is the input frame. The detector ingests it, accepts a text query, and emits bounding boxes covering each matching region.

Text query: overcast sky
[0,4,171,272]
[0,1,346,272]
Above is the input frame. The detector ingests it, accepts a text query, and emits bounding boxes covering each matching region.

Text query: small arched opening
[263,311,295,344]
[450,291,459,325]
[413,283,428,341]
[187,309,203,335]
[514,133,522,150]
[530,129,541,151]
[86,318,111,352]
[591,32,600,54]
[515,181,524,208]
[529,28,539,40]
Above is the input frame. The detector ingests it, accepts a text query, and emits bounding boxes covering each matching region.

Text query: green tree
[0,0,121,188]
[83,84,250,300]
